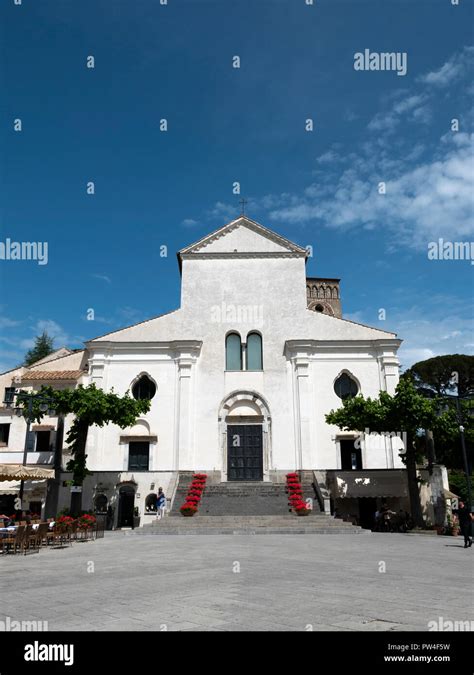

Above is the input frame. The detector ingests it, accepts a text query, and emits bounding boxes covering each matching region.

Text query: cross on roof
[239,197,248,215]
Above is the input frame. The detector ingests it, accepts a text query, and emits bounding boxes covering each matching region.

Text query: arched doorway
[218,391,272,482]
[117,485,135,528]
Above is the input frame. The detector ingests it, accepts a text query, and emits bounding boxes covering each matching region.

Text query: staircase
[130,513,369,535]
[127,475,369,536]
[171,481,290,516]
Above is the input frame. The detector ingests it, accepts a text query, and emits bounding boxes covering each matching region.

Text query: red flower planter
[180,474,207,516]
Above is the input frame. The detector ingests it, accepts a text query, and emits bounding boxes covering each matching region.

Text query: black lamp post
[4,390,56,511]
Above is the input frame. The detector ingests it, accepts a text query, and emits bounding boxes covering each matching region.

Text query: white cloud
[419,46,474,87]
[368,94,429,132]
[316,150,338,164]
[269,132,474,249]
[390,302,472,368]
[209,201,238,221]
[91,273,111,284]
[182,218,199,228]
[0,317,21,329]
[30,319,70,348]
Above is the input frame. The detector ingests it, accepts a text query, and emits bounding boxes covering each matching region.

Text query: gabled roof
[87,309,180,343]
[21,370,84,381]
[178,216,307,264]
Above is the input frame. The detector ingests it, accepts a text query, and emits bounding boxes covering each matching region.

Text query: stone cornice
[180,251,306,261]
[178,216,308,256]
[87,340,202,353]
[285,338,402,358]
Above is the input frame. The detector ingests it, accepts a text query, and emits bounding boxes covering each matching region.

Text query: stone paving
[0,532,472,632]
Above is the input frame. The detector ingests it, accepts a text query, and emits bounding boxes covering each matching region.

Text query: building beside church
[0,217,449,528]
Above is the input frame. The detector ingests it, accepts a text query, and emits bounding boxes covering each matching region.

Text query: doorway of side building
[117,485,135,528]
[340,439,363,470]
[358,497,377,530]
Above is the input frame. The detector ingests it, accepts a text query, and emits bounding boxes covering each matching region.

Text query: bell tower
[306,277,342,318]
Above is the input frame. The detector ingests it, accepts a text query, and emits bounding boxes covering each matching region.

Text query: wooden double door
[227,425,263,481]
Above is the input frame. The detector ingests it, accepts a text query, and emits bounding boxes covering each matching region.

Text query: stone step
[134,506,368,534]
[146,515,361,528]
[127,527,369,536]
[150,523,358,529]
[170,477,319,517]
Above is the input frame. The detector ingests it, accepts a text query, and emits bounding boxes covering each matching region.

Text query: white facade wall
[85,220,402,479]
[0,219,404,518]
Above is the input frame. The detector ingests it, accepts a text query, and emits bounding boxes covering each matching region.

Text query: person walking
[156,488,166,520]
[453,501,473,548]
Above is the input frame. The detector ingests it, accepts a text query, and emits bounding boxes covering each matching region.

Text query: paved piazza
[1,533,472,632]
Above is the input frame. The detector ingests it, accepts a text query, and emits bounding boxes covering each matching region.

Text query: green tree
[403,355,474,469]
[404,354,474,398]
[326,378,456,528]
[24,331,55,366]
[16,384,151,515]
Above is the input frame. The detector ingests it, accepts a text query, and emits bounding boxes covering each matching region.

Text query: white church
[2,216,447,529]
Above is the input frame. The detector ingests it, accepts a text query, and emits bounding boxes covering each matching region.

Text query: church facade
[2,216,427,528]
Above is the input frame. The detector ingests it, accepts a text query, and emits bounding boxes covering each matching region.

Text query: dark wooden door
[227,425,263,481]
[118,491,134,527]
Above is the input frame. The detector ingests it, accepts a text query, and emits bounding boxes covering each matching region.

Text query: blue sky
[1,0,473,373]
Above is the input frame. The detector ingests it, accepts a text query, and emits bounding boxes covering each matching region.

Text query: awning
[444,488,459,500]
[327,470,408,499]
[0,465,55,481]
[0,487,19,495]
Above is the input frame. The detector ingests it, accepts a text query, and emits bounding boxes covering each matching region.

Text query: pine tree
[24,331,55,366]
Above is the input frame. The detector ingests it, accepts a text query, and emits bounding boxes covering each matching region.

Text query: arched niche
[218,391,272,482]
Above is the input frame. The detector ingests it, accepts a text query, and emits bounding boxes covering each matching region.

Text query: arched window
[315,304,324,313]
[246,332,263,371]
[334,373,359,400]
[132,374,156,400]
[145,493,157,513]
[226,333,242,371]
[94,494,107,514]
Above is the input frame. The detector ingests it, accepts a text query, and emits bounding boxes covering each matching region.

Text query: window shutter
[247,333,263,371]
[226,334,242,371]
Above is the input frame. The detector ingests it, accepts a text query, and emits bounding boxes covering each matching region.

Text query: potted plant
[180,502,198,517]
[55,515,74,532]
[451,514,460,537]
[78,513,96,530]
[294,500,310,516]
[133,506,140,529]
[444,513,459,536]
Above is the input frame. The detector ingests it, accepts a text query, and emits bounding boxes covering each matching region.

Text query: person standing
[156,488,166,520]
[453,501,473,548]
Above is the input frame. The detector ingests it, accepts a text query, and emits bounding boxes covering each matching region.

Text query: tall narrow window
[0,424,10,446]
[226,333,242,371]
[4,387,15,405]
[128,442,150,471]
[246,332,263,371]
[35,431,51,452]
